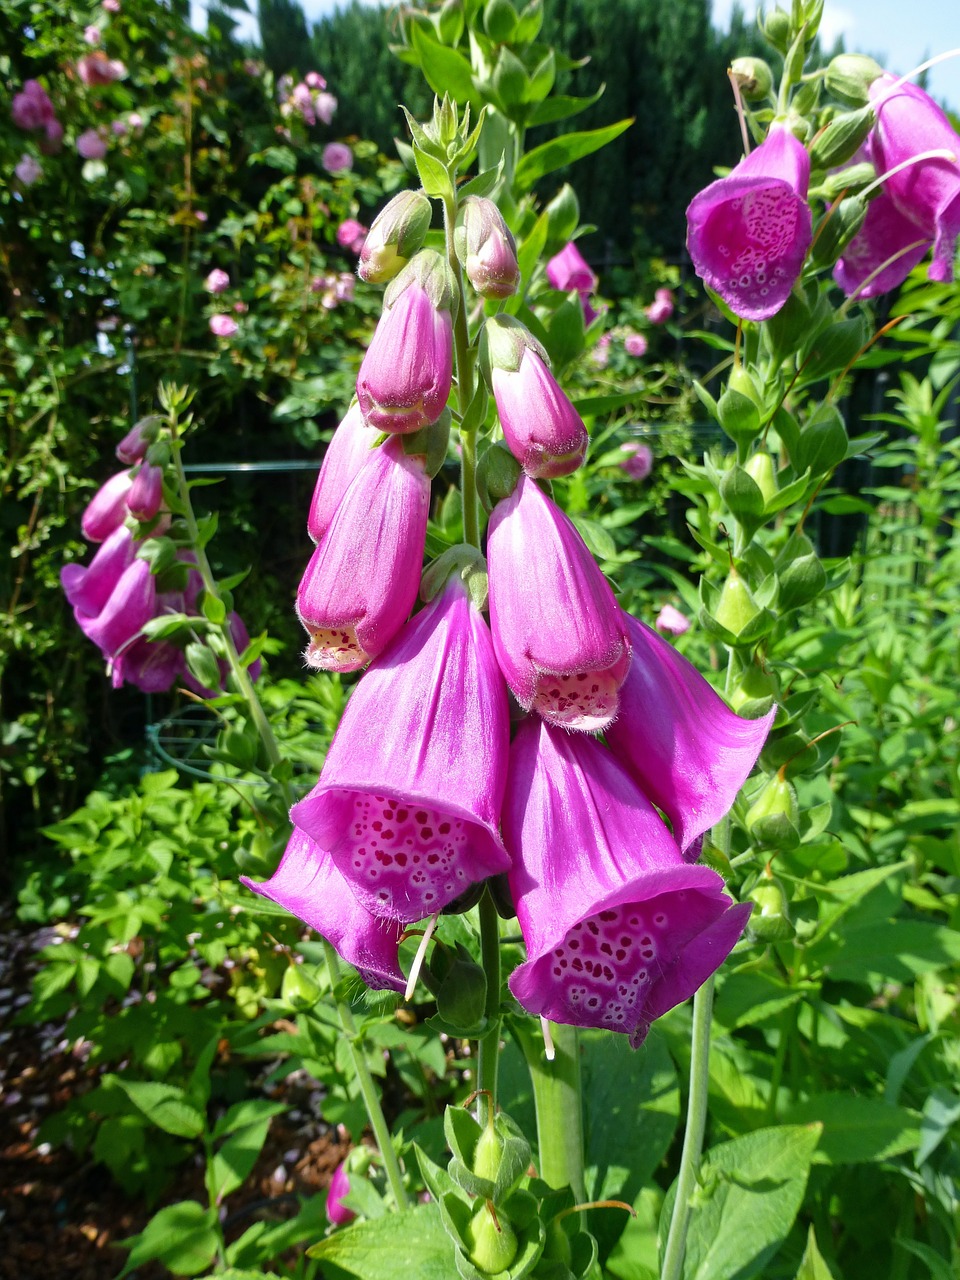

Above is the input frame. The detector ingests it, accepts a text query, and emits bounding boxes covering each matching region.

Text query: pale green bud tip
[826,54,885,107]
[420,544,487,605]
[480,313,547,377]
[359,189,433,284]
[808,105,874,170]
[714,566,761,636]
[384,248,457,313]
[730,57,774,100]
[476,441,522,510]
[744,451,779,504]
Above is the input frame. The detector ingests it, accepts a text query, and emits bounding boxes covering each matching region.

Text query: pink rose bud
[454,196,520,299]
[81,470,135,541]
[209,314,238,338]
[621,441,653,480]
[358,189,433,284]
[77,52,126,85]
[127,463,163,521]
[325,1162,357,1227]
[482,315,588,478]
[127,112,143,130]
[624,332,648,358]
[654,603,690,636]
[307,401,377,544]
[15,154,42,186]
[336,218,368,254]
[77,128,107,160]
[321,142,353,173]
[84,25,101,44]
[204,268,231,294]
[487,474,632,732]
[686,124,811,321]
[102,0,121,11]
[356,249,455,433]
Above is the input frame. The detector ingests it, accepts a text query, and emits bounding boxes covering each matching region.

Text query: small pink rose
[204,268,231,294]
[336,218,367,254]
[322,142,353,174]
[102,0,121,11]
[209,314,238,338]
[655,603,690,636]
[84,25,101,45]
[15,154,42,186]
[624,332,648,359]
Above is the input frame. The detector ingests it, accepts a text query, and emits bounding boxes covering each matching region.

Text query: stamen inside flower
[532,668,620,731]
[341,794,476,918]
[304,625,369,672]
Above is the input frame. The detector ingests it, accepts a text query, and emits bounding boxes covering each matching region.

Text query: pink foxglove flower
[359,190,433,284]
[483,316,588,479]
[127,463,163,521]
[204,268,230,294]
[242,827,405,993]
[322,142,353,173]
[621,441,653,480]
[833,187,932,298]
[296,436,429,671]
[325,1161,357,1226]
[546,241,598,295]
[110,636,185,692]
[306,402,377,544]
[304,71,326,90]
[61,524,136,617]
[867,74,960,283]
[116,418,159,464]
[74,556,156,663]
[15,154,42,186]
[81,470,135,541]
[209,314,238,338]
[605,612,774,855]
[686,124,812,321]
[654,603,690,636]
[486,474,631,732]
[77,129,107,160]
[291,576,511,922]
[356,250,454,434]
[505,718,752,1048]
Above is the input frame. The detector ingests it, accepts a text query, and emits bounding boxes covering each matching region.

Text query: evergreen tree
[259,0,311,77]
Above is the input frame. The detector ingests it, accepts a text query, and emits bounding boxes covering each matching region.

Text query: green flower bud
[717,366,764,444]
[729,663,778,717]
[808,195,868,269]
[744,451,779,505]
[484,0,518,41]
[809,106,874,170]
[747,877,795,941]
[477,442,522,510]
[825,54,885,107]
[730,57,774,101]
[473,1114,503,1182]
[358,190,433,285]
[714,566,761,637]
[280,962,322,1011]
[762,7,792,54]
[466,1203,518,1274]
[746,772,800,850]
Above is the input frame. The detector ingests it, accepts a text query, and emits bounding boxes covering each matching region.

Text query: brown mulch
[0,918,348,1280]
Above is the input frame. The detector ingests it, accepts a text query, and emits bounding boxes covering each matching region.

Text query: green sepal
[809,105,873,170]
[444,1107,531,1206]
[795,403,848,476]
[185,641,222,693]
[720,465,766,530]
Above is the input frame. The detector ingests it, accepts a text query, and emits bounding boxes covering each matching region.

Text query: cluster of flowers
[244,188,774,1047]
[278,71,337,129]
[10,9,127,186]
[686,57,960,319]
[61,420,257,693]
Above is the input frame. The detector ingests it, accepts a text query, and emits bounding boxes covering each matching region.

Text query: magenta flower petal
[686,124,812,321]
[491,348,588,479]
[61,524,136,616]
[486,474,631,731]
[81,470,134,541]
[127,462,163,522]
[833,187,932,298]
[242,827,405,992]
[546,242,598,294]
[75,556,155,660]
[291,578,511,922]
[326,1161,357,1226]
[505,718,751,1047]
[868,75,960,283]
[306,402,378,544]
[110,636,185,692]
[605,613,774,855]
[296,436,429,671]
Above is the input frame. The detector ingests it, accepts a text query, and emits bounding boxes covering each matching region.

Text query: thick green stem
[475,887,502,1115]
[321,939,411,1211]
[659,974,715,1280]
[518,1020,586,1202]
[170,411,408,1211]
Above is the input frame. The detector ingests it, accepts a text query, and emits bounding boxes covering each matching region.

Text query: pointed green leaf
[514,119,634,193]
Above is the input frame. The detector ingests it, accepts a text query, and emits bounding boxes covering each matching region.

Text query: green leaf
[207,1114,275,1203]
[713,970,815,1031]
[571,514,617,562]
[673,1124,821,1280]
[109,1078,205,1139]
[894,1239,955,1280]
[916,1087,960,1166]
[794,1225,833,1280]
[119,1201,219,1277]
[528,87,606,127]
[409,23,483,112]
[514,119,634,193]
[307,1202,456,1278]
[782,1093,920,1164]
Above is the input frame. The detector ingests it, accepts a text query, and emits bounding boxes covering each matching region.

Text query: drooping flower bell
[686,123,813,321]
[290,575,511,923]
[545,240,599,323]
[481,316,588,479]
[72,556,156,665]
[356,249,455,434]
[81,470,135,541]
[833,187,932,298]
[867,74,960,283]
[604,612,775,856]
[61,524,136,617]
[486,474,631,731]
[358,189,433,284]
[504,717,752,1048]
[242,827,405,992]
[296,435,430,672]
[326,1161,358,1227]
[127,462,163,522]
[306,401,377,544]
[454,196,520,300]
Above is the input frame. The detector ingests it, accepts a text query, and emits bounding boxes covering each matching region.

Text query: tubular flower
[686,123,812,321]
[73,556,156,663]
[867,74,960,283]
[482,316,588,479]
[241,826,405,993]
[61,524,136,617]
[291,577,511,923]
[358,190,433,284]
[326,1162,358,1227]
[356,250,455,434]
[127,462,163,521]
[486,474,631,732]
[454,196,520,300]
[833,187,932,298]
[504,718,752,1048]
[81,470,136,541]
[307,402,378,544]
[296,435,429,671]
[605,612,775,856]
[546,241,597,295]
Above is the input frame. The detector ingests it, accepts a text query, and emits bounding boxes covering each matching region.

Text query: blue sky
[199,0,960,109]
